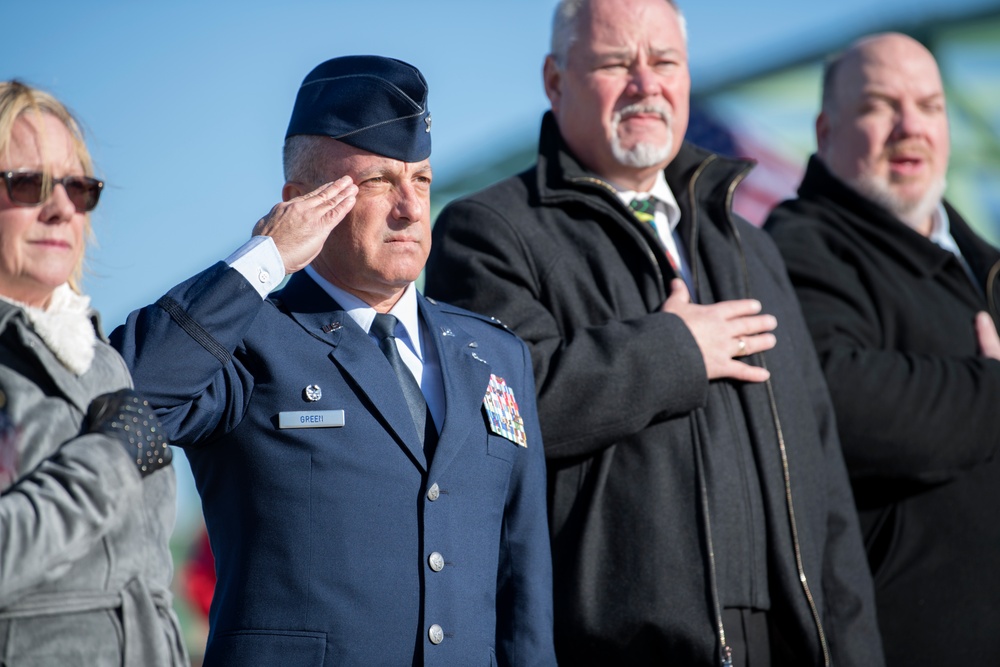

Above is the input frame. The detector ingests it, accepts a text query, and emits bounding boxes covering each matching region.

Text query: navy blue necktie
[371,313,431,448]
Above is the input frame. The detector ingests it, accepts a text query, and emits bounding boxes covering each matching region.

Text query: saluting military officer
[111,56,556,667]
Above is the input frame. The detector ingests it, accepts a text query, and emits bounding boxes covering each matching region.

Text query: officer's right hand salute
[252,175,358,274]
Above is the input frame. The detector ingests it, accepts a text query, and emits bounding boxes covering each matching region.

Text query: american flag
[686,102,804,227]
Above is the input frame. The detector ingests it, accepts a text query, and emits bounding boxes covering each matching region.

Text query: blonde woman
[0,80,187,666]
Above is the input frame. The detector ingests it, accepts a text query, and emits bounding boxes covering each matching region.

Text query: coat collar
[274,273,493,476]
[797,154,996,282]
[0,298,108,414]
[534,110,753,227]
[531,111,756,307]
[953,210,1000,289]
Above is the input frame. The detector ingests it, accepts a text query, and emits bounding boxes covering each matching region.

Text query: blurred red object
[182,527,216,618]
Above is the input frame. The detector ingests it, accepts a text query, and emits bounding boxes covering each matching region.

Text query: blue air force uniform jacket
[111,263,556,667]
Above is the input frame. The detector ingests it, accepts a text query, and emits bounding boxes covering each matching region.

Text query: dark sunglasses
[2,170,104,213]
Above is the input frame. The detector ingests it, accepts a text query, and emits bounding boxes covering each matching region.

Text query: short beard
[610,104,674,169]
[848,172,947,233]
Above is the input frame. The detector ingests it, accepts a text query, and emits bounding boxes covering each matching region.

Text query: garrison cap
[285,55,432,162]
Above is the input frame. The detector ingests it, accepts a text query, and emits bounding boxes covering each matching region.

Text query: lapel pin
[304,385,322,402]
[322,322,342,334]
[468,341,478,348]
[472,352,488,364]
[440,326,454,337]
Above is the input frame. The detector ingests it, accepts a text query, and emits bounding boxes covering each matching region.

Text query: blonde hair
[0,80,96,292]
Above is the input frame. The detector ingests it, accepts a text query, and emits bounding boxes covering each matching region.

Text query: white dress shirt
[928,202,979,290]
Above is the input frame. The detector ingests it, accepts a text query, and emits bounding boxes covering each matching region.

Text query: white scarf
[0,284,96,375]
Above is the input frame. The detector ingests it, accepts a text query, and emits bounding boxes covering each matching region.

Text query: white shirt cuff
[225,236,285,298]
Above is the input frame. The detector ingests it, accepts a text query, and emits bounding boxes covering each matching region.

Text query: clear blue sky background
[2,0,994,529]
[4,0,994,326]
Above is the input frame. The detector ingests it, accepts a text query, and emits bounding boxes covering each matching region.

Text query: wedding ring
[737,338,747,356]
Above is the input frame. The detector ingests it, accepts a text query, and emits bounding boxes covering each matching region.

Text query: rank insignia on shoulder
[483,374,527,447]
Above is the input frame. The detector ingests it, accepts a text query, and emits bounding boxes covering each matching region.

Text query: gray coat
[0,299,187,666]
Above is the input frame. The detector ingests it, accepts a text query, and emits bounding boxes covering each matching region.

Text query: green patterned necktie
[629,196,681,275]
[629,197,657,225]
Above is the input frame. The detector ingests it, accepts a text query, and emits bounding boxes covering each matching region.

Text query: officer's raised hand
[253,175,358,274]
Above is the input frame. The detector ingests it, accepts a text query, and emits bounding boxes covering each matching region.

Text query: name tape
[278,410,346,429]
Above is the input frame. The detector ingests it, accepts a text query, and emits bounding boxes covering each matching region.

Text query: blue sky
[3,0,993,326]
[3,0,994,528]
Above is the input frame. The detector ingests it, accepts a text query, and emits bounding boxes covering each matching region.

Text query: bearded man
[425,1,883,665]
[766,33,1000,667]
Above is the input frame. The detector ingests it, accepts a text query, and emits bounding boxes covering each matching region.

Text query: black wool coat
[766,155,1000,667]
[426,114,883,666]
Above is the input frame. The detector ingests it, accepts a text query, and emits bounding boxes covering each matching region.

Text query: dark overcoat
[766,156,1000,666]
[426,114,883,666]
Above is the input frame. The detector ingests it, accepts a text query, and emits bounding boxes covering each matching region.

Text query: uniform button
[428,551,445,572]
[428,623,444,645]
[258,268,270,283]
[427,483,440,501]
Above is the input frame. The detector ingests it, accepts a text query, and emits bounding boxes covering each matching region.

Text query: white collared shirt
[927,203,978,289]
[225,236,444,431]
[616,170,695,294]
